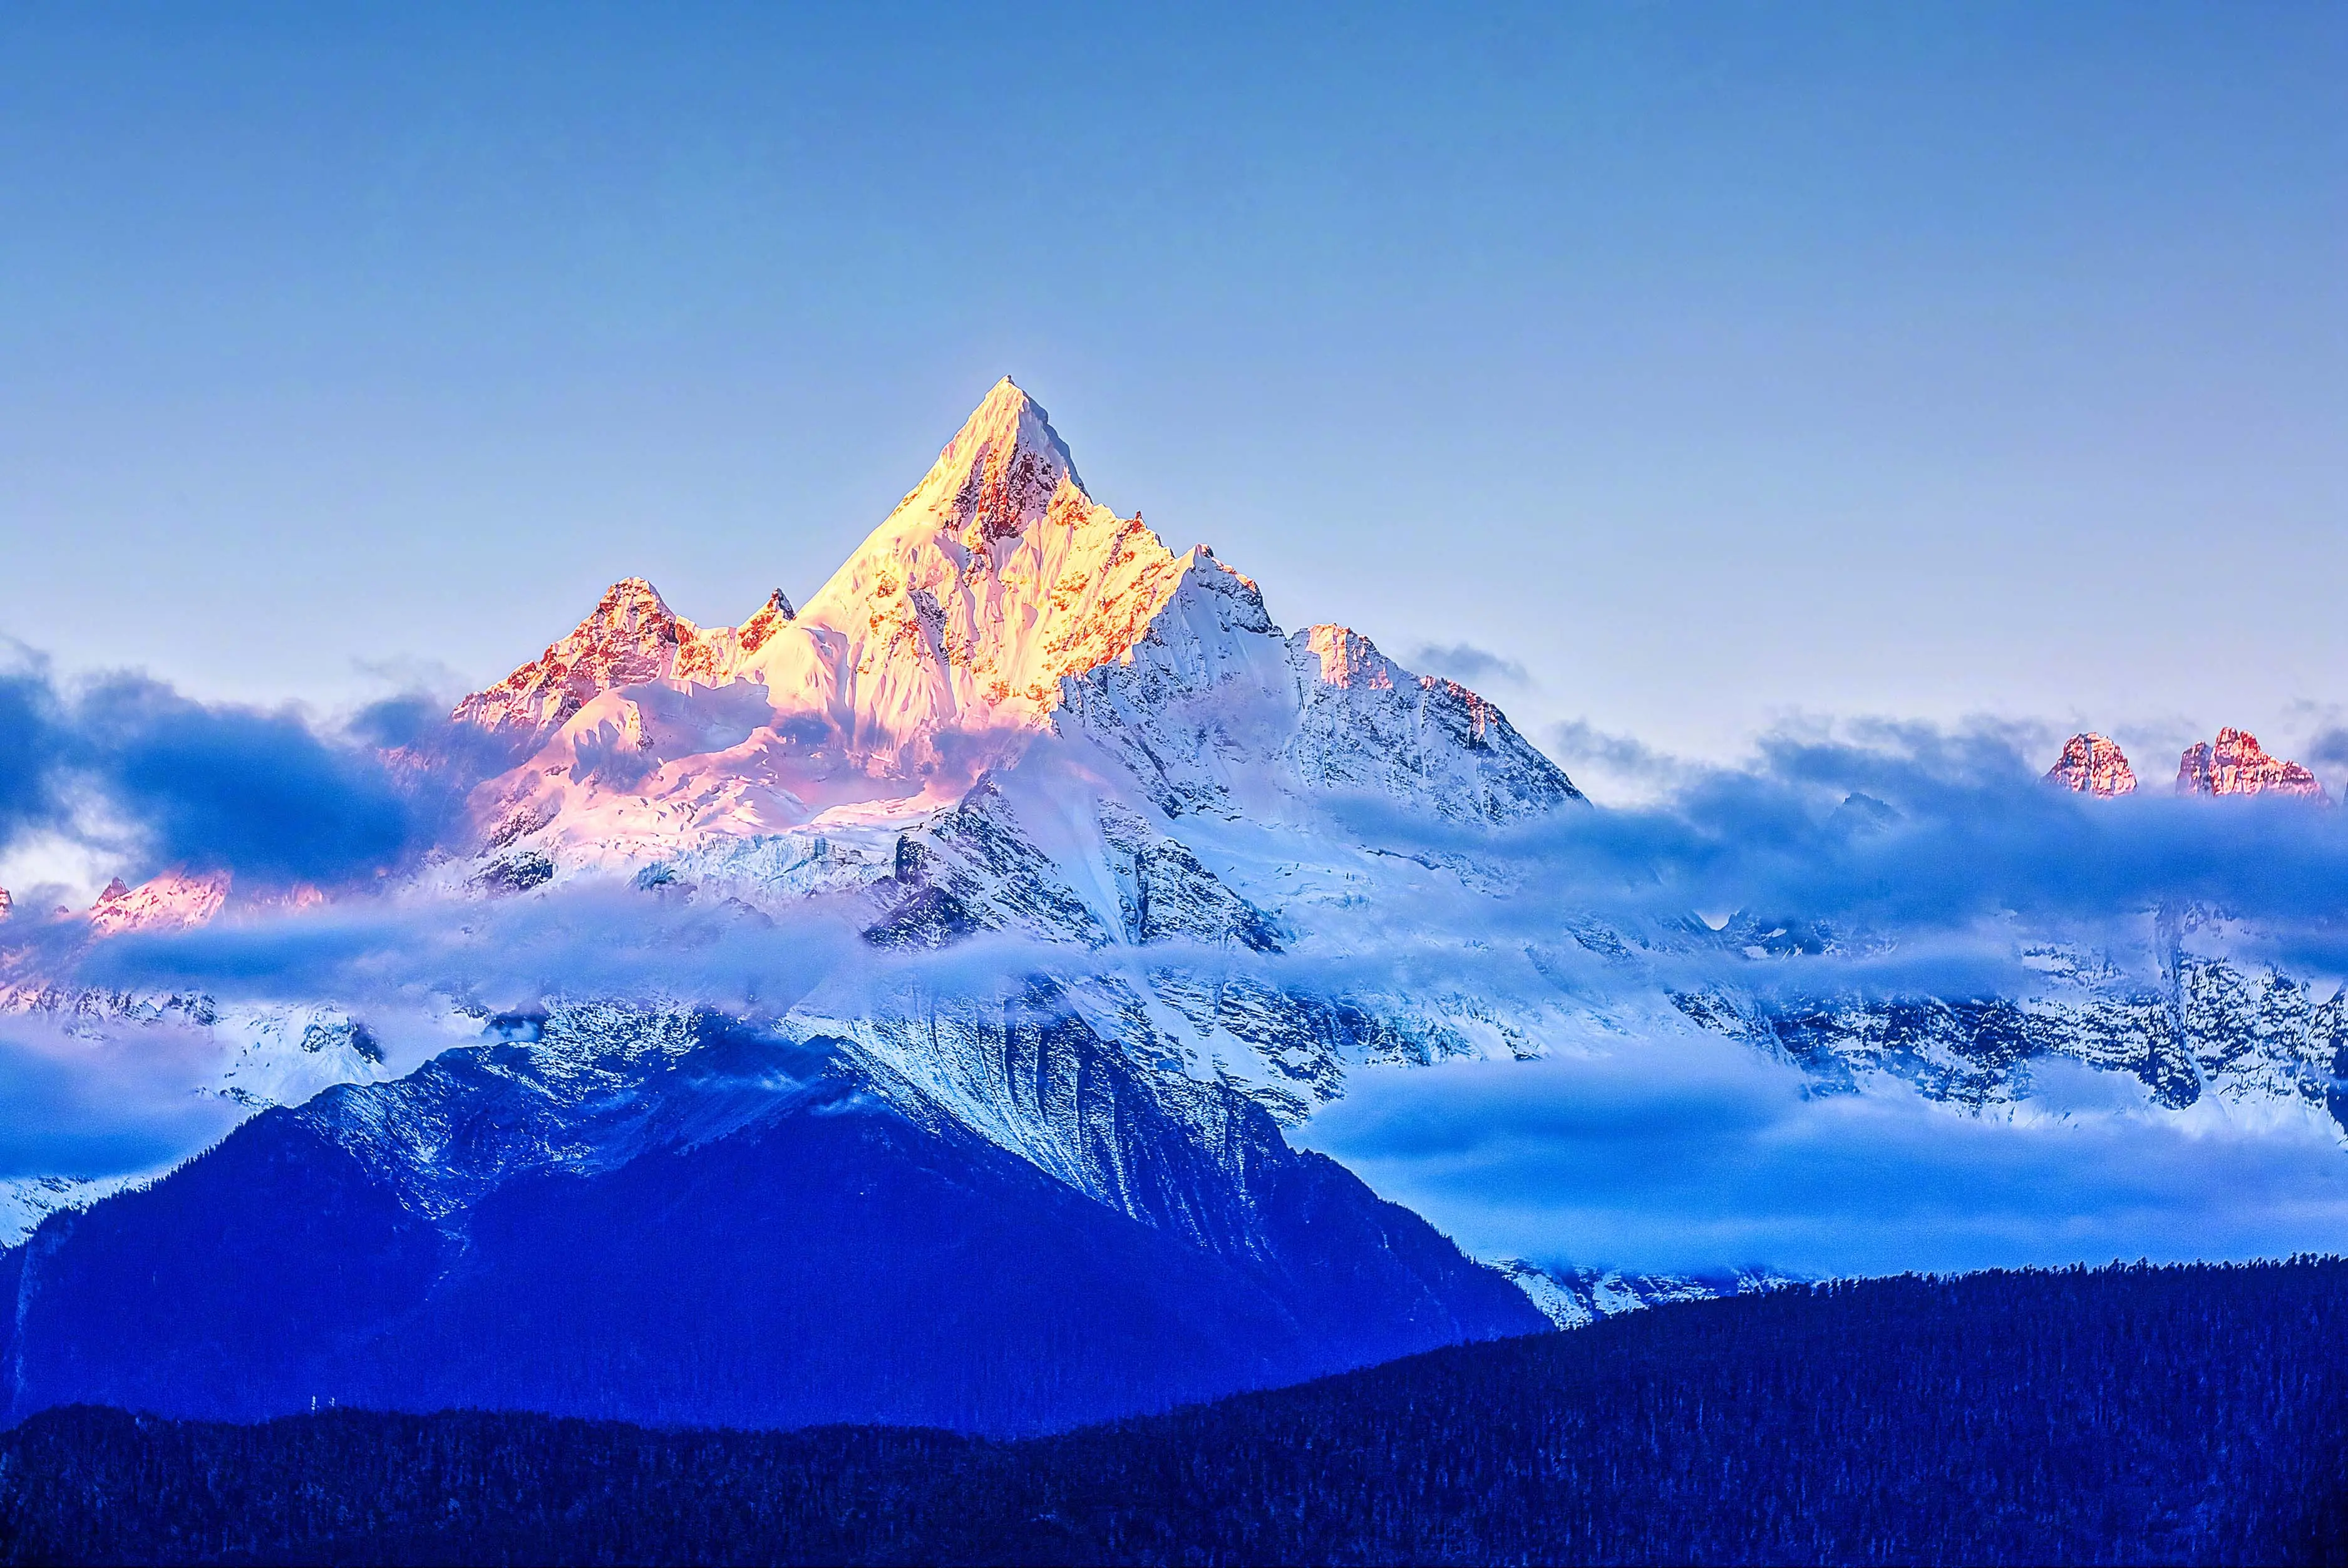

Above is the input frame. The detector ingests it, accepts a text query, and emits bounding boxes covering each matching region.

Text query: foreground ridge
[6,1260,2342,1566]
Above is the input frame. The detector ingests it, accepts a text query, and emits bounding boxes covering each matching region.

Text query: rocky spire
[2044,733,2137,797]
[2175,728,2328,802]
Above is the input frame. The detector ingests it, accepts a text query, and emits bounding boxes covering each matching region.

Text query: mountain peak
[455,577,694,735]
[88,868,230,936]
[2176,728,2329,802]
[900,378,1086,546]
[2045,733,2137,797]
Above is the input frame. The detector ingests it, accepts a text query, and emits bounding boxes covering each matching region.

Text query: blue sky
[1,3,2340,781]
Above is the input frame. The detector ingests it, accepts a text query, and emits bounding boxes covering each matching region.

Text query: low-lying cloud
[8,684,2348,1276]
[0,1013,244,1179]
[1299,1039,2348,1277]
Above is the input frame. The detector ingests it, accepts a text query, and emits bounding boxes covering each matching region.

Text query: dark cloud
[0,653,480,890]
[1409,642,1529,687]
[0,653,68,838]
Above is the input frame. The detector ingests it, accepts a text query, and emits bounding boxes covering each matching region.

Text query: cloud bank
[1299,1038,2348,1277]
[0,1013,243,1179]
[8,681,2348,1277]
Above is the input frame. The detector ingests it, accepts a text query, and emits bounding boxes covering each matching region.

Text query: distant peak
[2045,733,2136,797]
[455,577,694,733]
[88,867,230,937]
[2176,728,2328,802]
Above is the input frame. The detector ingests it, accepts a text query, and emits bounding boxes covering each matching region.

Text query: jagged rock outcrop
[2044,733,2137,797]
[2175,728,2328,802]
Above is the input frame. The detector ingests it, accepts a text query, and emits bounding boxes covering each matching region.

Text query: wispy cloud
[1408,641,1529,688]
[1546,719,1685,787]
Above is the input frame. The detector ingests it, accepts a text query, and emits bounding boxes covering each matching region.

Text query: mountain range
[1,380,2343,1430]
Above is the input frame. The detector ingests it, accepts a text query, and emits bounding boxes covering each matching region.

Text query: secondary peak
[907,378,1088,545]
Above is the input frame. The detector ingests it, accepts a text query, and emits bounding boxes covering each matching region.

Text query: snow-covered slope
[1495,1259,1799,1329]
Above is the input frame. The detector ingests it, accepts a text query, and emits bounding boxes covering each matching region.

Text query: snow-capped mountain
[7,378,2348,1353]
[451,378,1577,884]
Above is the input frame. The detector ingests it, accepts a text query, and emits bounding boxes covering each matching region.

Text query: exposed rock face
[2044,733,2137,797]
[0,888,11,919]
[2175,728,2328,802]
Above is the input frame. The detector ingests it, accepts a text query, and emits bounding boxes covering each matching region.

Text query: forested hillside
[4,1260,2344,1565]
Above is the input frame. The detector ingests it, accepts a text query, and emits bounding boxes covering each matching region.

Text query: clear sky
[2,3,2340,788]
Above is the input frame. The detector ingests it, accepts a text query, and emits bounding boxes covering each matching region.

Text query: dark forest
[4,1259,2344,1565]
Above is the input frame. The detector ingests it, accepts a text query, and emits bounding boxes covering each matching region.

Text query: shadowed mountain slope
[0,1008,1540,1435]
